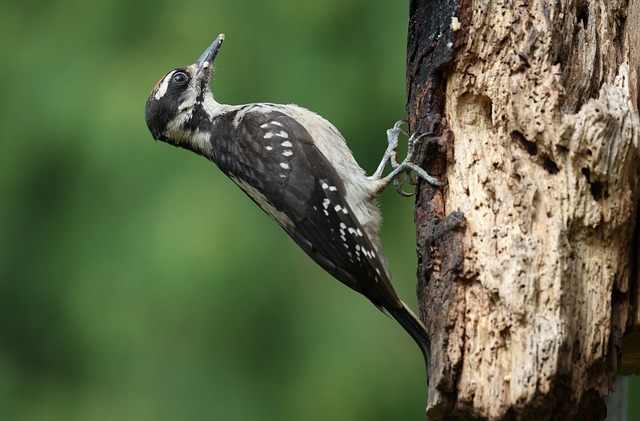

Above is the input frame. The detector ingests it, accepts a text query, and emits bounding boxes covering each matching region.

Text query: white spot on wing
[276,131,289,139]
[282,150,293,157]
[280,163,290,169]
[281,141,293,147]
[266,146,273,151]
[271,121,284,127]
[264,132,274,139]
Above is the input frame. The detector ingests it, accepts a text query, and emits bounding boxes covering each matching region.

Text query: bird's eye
[172,72,189,85]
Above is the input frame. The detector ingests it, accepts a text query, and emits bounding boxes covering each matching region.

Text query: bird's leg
[371,120,408,179]
[370,120,447,197]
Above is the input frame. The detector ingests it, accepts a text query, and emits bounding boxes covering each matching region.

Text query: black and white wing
[210,106,402,310]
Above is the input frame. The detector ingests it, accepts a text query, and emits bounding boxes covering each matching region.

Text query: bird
[144,34,446,377]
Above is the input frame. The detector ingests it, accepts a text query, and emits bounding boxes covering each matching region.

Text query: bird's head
[144,34,225,150]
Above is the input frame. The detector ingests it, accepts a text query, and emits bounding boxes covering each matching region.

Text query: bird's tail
[386,301,431,380]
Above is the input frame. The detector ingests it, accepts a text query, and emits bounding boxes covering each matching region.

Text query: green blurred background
[0,0,637,420]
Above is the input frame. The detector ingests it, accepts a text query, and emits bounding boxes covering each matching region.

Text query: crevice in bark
[512,131,538,156]
[576,3,589,32]
[542,156,559,175]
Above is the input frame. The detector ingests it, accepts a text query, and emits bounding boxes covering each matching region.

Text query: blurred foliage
[0,0,637,420]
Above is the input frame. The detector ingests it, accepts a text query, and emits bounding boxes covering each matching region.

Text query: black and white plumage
[145,34,443,376]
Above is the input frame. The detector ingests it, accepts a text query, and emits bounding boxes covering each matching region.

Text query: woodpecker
[145,34,445,376]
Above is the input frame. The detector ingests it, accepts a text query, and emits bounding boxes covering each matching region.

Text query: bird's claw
[375,120,447,195]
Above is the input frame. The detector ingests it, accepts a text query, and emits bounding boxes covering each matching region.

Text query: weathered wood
[407,1,468,417]
[408,1,640,419]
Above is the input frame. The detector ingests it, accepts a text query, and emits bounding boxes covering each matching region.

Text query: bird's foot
[371,120,446,197]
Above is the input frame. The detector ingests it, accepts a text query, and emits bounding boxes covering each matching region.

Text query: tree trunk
[407,1,640,420]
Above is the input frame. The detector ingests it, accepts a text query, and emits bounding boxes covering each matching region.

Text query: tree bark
[407,1,640,420]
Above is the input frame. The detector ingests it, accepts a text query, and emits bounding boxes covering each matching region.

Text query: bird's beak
[196,34,225,76]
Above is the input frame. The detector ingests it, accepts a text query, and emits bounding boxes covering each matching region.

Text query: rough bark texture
[407,1,640,420]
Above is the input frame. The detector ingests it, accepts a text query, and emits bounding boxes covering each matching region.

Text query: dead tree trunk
[407,1,640,420]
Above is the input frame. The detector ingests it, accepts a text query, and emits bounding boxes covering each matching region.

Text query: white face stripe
[154,70,175,100]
